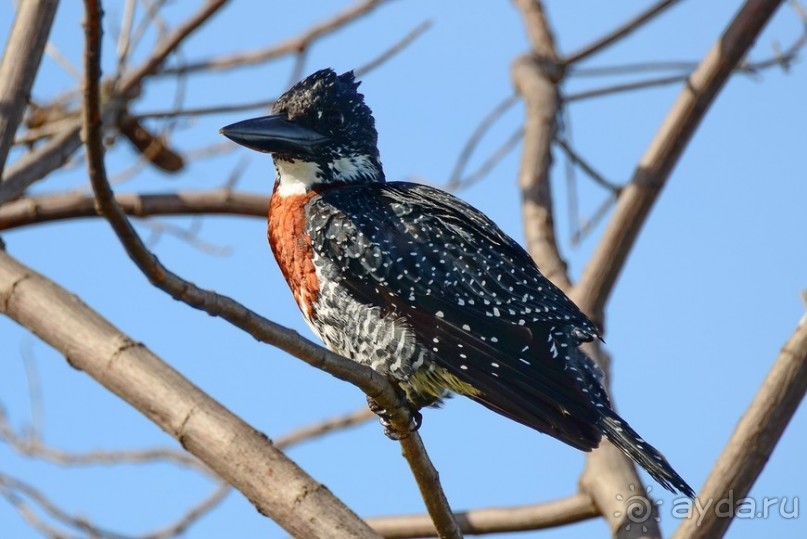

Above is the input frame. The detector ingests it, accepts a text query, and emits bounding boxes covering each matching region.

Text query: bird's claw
[366,395,422,440]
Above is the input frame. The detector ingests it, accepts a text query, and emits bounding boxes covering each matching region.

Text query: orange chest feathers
[267,191,320,318]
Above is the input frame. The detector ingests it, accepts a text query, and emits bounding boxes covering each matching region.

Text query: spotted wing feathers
[306,182,693,496]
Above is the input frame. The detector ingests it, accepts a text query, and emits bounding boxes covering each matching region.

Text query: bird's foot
[366,395,422,440]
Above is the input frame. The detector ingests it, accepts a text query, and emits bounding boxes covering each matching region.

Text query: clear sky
[0,1,805,538]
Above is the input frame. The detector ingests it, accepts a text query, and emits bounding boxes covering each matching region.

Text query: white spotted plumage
[224,67,694,498]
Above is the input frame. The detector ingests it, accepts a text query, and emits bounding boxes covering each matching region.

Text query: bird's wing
[307,182,608,449]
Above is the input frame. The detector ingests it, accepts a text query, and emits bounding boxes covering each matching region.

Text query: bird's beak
[219,114,328,155]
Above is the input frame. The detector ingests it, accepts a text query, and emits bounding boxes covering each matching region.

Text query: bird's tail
[599,411,695,498]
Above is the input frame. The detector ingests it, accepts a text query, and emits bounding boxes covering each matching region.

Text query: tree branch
[672,318,807,539]
[274,407,375,449]
[354,20,432,77]
[564,0,683,65]
[574,0,785,320]
[367,493,598,538]
[159,0,391,77]
[81,3,459,536]
[447,93,520,190]
[573,2,785,536]
[511,0,571,292]
[0,0,227,206]
[0,247,380,538]
[0,0,59,178]
[398,434,463,539]
[115,0,229,96]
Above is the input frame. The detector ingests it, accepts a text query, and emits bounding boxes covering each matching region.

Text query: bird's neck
[272,154,384,197]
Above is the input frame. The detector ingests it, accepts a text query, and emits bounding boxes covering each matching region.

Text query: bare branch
[0,190,268,231]
[447,93,520,190]
[142,217,233,256]
[574,0,785,320]
[565,73,687,102]
[134,98,276,120]
[115,0,137,72]
[673,318,807,539]
[81,4,458,535]
[368,493,599,538]
[398,433,463,538]
[74,3,385,536]
[0,123,85,205]
[142,483,231,539]
[573,3,786,535]
[555,138,622,193]
[0,0,59,177]
[564,0,683,65]
[448,127,524,192]
[0,0,227,205]
[275,407,375,449]
[0,244,381,538]
[115,0,229,96]
[570,61,697,77]
[159,0,392,77]
[511,0,571,292]
[354,20,433,78]
[0,471,230,539]
[570,193,619,246]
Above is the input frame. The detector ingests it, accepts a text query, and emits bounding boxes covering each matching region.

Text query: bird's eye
[327,110,345,128]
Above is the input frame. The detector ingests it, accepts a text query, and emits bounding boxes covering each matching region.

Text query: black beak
[219,114,328,155]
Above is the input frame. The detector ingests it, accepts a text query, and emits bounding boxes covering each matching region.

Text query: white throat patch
[274,160,322,197]
[273,154,379,197]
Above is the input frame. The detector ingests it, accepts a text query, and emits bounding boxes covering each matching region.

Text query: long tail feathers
[599,411,695,498]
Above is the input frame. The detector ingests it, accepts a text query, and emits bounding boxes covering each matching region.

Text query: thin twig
[0,0,226,205]
[555,138,622,193]
[275,407,375,449]
[127,0,170,56]
[134,98,276,120]
[115,0,137,72]
[0,471,230,539]
[19,341,45,439]
[570,61,697,77]
[82,4,383,535]
[45,42,82,81]
[570,193,619,246]
[449,127,524,192]
[564,0,683,65]
[286,50,308,89]
[354,20,433,77]
[565,73,687,102]
[0,190,268,231]
[116,0,229,96]
[142,217,233,256]
[574,0,786,319]
[446,93,520,190]
[159,0,391,76]
[368,493,599,538]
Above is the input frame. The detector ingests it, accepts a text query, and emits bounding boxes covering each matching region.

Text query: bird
[220,68,694,498]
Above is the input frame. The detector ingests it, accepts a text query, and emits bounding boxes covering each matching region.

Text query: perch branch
[81,3,459,536]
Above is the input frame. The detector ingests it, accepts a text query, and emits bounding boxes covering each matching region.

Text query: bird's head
[220,68,384,195]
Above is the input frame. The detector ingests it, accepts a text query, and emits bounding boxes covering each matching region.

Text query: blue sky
[0,1,805,538]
